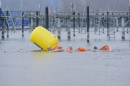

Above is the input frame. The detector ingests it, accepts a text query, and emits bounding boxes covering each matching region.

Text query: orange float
[78,47,86,51]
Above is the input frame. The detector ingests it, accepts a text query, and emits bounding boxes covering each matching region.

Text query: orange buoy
[78,47,86,51]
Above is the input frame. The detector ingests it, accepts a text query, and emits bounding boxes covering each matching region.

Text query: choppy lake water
[0,28,130,86]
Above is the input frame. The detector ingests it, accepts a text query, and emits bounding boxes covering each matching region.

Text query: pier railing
[0,10,130,42]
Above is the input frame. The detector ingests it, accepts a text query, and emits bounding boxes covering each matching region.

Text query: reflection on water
[31,50,56,62]
[31,50,56,57]
[29,50,57,72]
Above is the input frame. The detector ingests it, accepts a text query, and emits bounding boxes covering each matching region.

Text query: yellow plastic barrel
[30,26,58,50]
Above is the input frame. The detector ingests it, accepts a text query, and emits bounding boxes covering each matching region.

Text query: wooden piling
[73,11,75,36]
[6,10,9,38]
[107,11,110,38]
[78,13,80,33]
[102,16,104,33]
[87,6,90,43]
[1,19,5,39]
[68,30,71,39]
[67,27,71,39]
[57,28,61,39]
[116,18,119,31]
[66,18,71,39]
[22,12,24,37]
[57,18,61,39]
[127,28,129,33]
[102,28,104,33]
[31,18,33,31]
[65,18,67,31]
[36,11,39,27]
[45,7,49,30]
[87,32,89,43]
[121,17,125,40]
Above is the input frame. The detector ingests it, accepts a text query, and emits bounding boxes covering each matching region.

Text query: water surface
[0,29,130,86]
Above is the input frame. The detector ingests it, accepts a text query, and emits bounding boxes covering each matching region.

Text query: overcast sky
[0,0,129,12]
[1,0,60,11]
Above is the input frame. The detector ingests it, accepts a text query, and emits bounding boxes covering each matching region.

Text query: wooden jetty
[0,7,130,42]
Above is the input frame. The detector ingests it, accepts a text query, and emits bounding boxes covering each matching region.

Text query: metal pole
[52,16,55,33]
[6,10,9,38]
[78,13,80,33]
[116,18,119,31]
[122,17,125,40]
[107,11,110,38]
[36,11,39,27]
[57,18,61,39]
[45,7,49,30]
[1,19,5,39]
[73,11,75,36]
[102,14,104,33]
[87,6,90,43]
[67,18,71,39]
[31,18,33,31]
[22,12,24,37]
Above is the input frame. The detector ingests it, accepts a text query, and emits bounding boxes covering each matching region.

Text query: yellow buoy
[30,26,58,50]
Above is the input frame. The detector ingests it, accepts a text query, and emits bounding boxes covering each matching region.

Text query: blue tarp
[0,8,30,26]
[7,18,30,26]
[0,8,4,15]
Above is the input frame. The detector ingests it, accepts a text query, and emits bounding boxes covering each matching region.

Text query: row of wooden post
[0,6,129,42]
[1,7,49,38]
[57,6,90,43]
